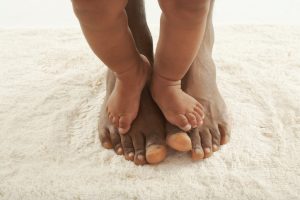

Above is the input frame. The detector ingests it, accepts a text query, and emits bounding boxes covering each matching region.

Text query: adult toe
[190,128,204,161]
[218,123,231,145]
[166,123,192,152]
[109,127,123,155]
[200,128,213,158]
[120,134,135,161]
[99,127,113,149]
[145,133,167,164]
[210,126,221,152]
[130,131,146,165]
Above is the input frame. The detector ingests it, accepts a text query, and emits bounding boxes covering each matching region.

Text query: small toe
[99,127,113,149]
[218,123,231,145]
[190,128,204,161]
[200,129,213,158]
[210,127,221,152]
[195,103,204,112]
[194,106,205,120]
[119,116,132,134]
[109,127,123,155]
[120,134,135,161]
[131,131,146,165]
[193,112,203,127]
[186,113,198,128]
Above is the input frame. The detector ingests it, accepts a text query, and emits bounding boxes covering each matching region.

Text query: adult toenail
[213,145,219,151]
[117,147,123,154]
[103,142,112,149]
[137,154,144,161]
[195,148,203,155]
[204,148,211,154]
[128,152,134,158]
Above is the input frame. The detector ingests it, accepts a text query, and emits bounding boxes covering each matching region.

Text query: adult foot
[106,54,150,134]
[151,74,205,132]
[99,70,167,165]
[166,0,231,159]
[166,57,231,159]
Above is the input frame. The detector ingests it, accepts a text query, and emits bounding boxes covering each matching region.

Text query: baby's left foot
[151,74,205,131]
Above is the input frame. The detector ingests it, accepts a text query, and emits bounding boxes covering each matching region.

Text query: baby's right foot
[106,55,150,134]
[151,73,205,131]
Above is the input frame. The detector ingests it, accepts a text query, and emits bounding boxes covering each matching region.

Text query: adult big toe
[166,123,192,152]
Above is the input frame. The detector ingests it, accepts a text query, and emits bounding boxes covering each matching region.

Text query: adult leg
[166,0,231,159]
[151,0,210,131]
[72,0,149,134]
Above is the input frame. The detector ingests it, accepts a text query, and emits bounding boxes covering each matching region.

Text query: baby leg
[151,0,210,131]
[72,0,150,134]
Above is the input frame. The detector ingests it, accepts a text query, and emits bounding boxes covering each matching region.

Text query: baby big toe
[171,114,191,131]
[118,116,132,134]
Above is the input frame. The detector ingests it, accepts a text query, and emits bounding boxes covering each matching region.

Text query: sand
[0,26,299,200]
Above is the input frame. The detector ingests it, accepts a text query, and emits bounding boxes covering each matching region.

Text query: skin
[166,0,231,160]
[98,0,167,165]
[74,0,230,164]
[151,0,210,131]
[72,0,150,135]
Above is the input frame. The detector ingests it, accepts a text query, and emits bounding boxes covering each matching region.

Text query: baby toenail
[182,124,192,131]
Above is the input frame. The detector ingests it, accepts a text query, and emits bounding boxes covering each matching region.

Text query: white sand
[0,26,299,200]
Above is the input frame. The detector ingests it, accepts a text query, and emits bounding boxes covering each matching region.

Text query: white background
[1,0,300,28]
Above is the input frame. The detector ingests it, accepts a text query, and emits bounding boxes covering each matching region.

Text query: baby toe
[186,112,198,128]
[118,115,132,134]
[171,114,191,131]
[194,106,205,120]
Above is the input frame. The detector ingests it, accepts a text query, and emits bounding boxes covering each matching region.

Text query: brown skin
[78,0,230,164]
[72,0,150,135]
[98,0,167,165]
[150,0,211,131]
[166,0,231,160]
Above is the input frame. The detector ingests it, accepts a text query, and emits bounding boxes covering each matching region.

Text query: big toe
[118,115,134,134]
[146,145,167,164]
[167,132,192,152]
[169,114,191,132]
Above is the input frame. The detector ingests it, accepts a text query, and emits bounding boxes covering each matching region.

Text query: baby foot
[106,55,150,134]
[151,73,205,131]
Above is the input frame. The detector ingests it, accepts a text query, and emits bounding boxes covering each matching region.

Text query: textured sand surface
[0,26,299,200]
